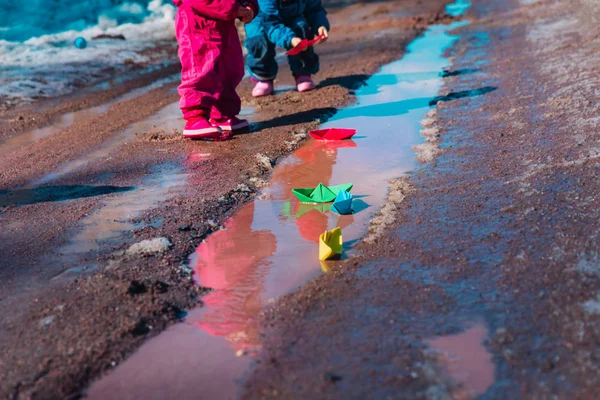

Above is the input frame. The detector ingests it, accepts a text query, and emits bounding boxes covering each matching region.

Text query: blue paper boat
[330,190,353,215]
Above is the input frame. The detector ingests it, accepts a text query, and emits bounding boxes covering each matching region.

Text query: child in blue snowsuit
[244,0,330,97]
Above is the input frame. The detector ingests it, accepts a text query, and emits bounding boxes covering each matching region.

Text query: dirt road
[0,0,454,398]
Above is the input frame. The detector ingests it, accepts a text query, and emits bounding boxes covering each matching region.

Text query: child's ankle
[186,115,208,122]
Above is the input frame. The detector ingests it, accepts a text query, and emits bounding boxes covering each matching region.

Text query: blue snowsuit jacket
[258,0,330,49]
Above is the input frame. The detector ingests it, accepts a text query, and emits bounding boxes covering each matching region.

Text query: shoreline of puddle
[49,163,188,283]
[18,98,251,285]
[86,0,495,397]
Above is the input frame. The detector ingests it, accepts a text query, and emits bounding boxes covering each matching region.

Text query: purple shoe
[295,75,316,92]
[183,117,231,141]
[210,116,250,132]
[252,80,274,97]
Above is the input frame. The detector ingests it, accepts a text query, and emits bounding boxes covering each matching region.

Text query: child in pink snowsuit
[173,0,258,140]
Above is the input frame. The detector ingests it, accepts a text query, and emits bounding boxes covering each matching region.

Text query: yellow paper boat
[319,227,343,261]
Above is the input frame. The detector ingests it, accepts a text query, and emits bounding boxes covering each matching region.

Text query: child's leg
[244,19,278,82]
[176,20,222,120]
[175,14,231,139]
[289,46,319,75]
[210,24,245,124]
[287,19,320,77]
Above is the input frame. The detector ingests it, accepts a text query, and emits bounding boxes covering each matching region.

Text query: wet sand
[0,0,454,398]
[85,15,468,397]
[243,0,600,398]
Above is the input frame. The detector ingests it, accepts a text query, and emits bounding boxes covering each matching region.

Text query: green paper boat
[281,201,330,220]
[281,201,292,219]
[292,183,354,203]
[296,203,330,217]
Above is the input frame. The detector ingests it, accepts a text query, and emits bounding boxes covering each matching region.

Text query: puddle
[0,75,179,156]
[87,3,477,398]
[0,185,134,207]
[239,106,256,117]
[29,103,255,187]
[446,0,472,17]
[50,164,187,282]
[426,323,495,399]
[29,102,183,187]
[274,83,297,94]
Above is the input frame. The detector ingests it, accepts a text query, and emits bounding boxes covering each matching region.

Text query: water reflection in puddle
[88,13,474,399]
[0,75,179,156]
[30,102,183,187]
[426,323,495,399]
[51,164,188,282]
[446,0,472,17]
[30,103,255,187]
[35,99,247,281]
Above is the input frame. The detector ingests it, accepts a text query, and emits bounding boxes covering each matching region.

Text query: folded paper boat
[330,190,353,215]
[319,227,343,261]
[296,203,330,218]
[309,128,357,141]
[313,139,358,150]
[292,182,353,203]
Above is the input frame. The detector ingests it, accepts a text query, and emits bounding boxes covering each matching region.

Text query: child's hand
[318,27,329,43]
[291,37,303,48]
[237,6,254,23]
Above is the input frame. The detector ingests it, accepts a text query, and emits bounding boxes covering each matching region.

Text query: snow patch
[582,294,600,315]
[414,121,442,163]
[414,143,442,163]
[256,154,274,171]
[126,237,172,256]
[249,177,269,189]
[574,254,600,277]
[420,118,436,128]
[39,315,57,328]
[364,177,412,244]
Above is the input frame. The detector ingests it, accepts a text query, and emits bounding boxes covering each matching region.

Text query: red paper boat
[309,128,357,141]
[286,35,325,56]
[313,139,358,150]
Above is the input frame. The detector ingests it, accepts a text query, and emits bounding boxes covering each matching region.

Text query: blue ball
[74,37,87,49]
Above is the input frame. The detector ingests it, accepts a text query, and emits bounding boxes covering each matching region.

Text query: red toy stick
[306,34,325,47]
[286,34,325,56]
[309,128,357,141]
[286,40,308,56]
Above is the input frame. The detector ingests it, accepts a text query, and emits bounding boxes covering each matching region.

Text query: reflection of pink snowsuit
[173,0,258,120]
[193,203,277,352]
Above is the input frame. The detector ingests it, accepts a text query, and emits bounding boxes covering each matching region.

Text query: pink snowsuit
[173,0,258,120]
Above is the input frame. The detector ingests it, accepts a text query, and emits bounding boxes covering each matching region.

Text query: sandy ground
[0,0,454,398]
[242,0,600,398]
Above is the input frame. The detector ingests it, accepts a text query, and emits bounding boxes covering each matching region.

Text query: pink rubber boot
[252,80,274,97]
[295,75,316,92]
[183,117,231,141]
[210,116,250,132]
